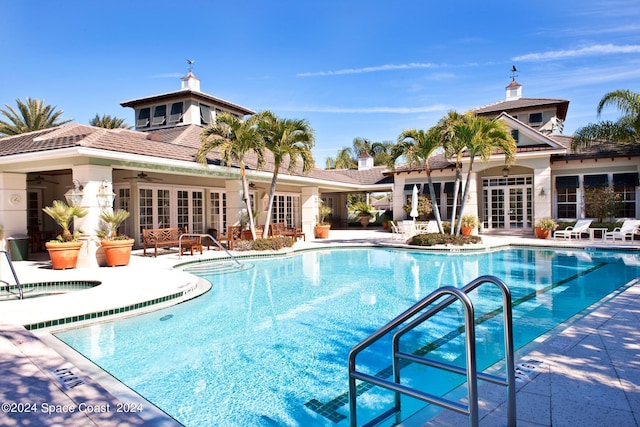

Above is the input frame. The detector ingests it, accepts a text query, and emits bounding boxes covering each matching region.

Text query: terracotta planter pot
[461,225,474,236]
[45,241,83,270]
[535,227,551,239]
[359,216,370,228]
[315,224,330,238]
[101,239,134,267]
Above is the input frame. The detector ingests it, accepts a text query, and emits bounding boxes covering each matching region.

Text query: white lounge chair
[389,221,403,240]
[604,220,640,242]
[553,219,592,240]
[399,220,417,239]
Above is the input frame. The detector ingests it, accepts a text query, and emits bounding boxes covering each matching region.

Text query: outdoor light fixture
[539,187,546,197]
[502,167,510,177]
[96,180,116,209]
[64,179,84,206]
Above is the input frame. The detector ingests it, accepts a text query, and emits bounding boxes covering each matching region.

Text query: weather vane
[510,65,518,80]
[186,59,195,73]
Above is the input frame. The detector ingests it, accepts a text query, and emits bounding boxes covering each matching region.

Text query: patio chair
[553,219,592,240]
[399,220,416,239]
[389,221,403,240]
[604,220,640,242]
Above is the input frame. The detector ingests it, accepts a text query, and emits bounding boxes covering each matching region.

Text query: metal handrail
[178,233,242,267]
[0,250,23,299]
[348,275,515,427]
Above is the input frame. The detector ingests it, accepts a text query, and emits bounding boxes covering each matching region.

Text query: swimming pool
[55,247,640,426]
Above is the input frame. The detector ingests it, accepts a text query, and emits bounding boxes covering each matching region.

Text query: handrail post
[0,250,23,299]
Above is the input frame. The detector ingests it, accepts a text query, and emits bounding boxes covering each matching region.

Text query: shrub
[410,233,482,246]
[247,237,295,251]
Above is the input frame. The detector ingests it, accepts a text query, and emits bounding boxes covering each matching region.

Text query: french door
[483,176,533,230]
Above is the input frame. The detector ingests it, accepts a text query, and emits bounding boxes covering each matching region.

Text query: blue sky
[2,0,639,165]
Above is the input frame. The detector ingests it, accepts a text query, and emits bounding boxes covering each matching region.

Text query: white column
[301,186,318,239]
[70,165,113,268]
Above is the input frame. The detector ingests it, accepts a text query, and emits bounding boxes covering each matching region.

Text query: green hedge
[409,233,482,246]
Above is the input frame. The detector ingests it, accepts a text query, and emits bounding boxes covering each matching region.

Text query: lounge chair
[399,221,416,239]
[389,221,403,240]
[604,220,640,242]
[553,219,592,240]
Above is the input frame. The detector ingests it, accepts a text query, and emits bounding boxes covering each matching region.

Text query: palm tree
[325,147,357,169]
[196,113,266,240]
[391,127,445,233]
[0,97,72,136]
[437,110,469,234]
[257,110,315,238]
[455,115,516,235]
[573,89,640,148]
[90,114,131,129]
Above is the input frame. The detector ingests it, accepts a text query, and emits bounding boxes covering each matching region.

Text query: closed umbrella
[410,184,419,221]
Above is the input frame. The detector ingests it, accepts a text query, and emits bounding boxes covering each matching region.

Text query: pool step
[184,261,253,275]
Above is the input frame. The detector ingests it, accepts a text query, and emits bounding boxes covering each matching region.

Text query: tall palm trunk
[450,168,462,235]
[425,162,444,233]
[240,162,257,240]
[262,170,279,238]
[455,165,474,235]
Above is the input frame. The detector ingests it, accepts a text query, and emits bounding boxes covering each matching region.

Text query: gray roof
[473,97,570,120]
[120,89,256,116]
[0,124,387,186]
[550,135,640,160]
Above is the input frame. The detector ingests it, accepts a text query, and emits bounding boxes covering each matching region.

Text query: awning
[422,182,441,194]
[583,174,609,189]
[555,176,579,190]
[613,172,639,187]
[404,184,419,192]
[444,182,456,193]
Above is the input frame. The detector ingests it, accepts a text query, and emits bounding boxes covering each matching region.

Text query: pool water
[56,248,640,426]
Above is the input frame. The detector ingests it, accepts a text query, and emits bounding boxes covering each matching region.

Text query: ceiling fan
[123,172,163,182]
[27,175,60,185]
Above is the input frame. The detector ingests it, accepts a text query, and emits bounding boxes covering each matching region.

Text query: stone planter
[45,241,83,270]
[315,224,330,238]
[101,238,134,267]
[535,227,551,239]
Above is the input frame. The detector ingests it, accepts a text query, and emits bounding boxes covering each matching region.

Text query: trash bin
[8,235,29,261]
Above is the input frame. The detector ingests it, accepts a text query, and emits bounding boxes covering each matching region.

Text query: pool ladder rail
[0,250,23,299]
[178,233,242,267]
[348,275,516,427]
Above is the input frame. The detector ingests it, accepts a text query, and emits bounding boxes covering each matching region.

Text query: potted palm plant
[43,200,88,269]
[315,201,332,238]
[353,201,375,228]
[98,209,134,266]
[535,218,557,239]
[460,215,479,236]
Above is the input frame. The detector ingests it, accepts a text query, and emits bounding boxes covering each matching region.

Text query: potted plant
[315,201,332,238]
[460,215,479,236]
[98,209,134,267]
[380,212,392,230]
[42,200,88,269]
[535,218,557,239]
[352,201,375,228]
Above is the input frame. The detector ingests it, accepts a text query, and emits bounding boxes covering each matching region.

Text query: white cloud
[514,44,640,61]
[297,62,440,77]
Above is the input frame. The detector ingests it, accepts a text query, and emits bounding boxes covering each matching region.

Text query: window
[152,105,166,126]
[200,104,211,126]
[210,191,227,234]
[169,102,183,124]
[614,173,639,218]
[137,108,150,128]
[555,176,579,219]
[529,112,542,124]
[270,194,301,228]
[116,187,132,237]
[511,129,519,144]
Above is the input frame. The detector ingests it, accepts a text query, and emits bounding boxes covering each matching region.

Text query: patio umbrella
[410,184,419,221]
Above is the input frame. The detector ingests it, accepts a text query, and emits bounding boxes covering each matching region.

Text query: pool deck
[0,229,639,426]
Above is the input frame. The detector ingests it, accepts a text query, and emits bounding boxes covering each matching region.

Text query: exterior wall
[550,157,640,220]
[0,172,28,251]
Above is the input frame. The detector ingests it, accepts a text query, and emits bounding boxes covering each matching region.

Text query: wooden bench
[142,227,202,257]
